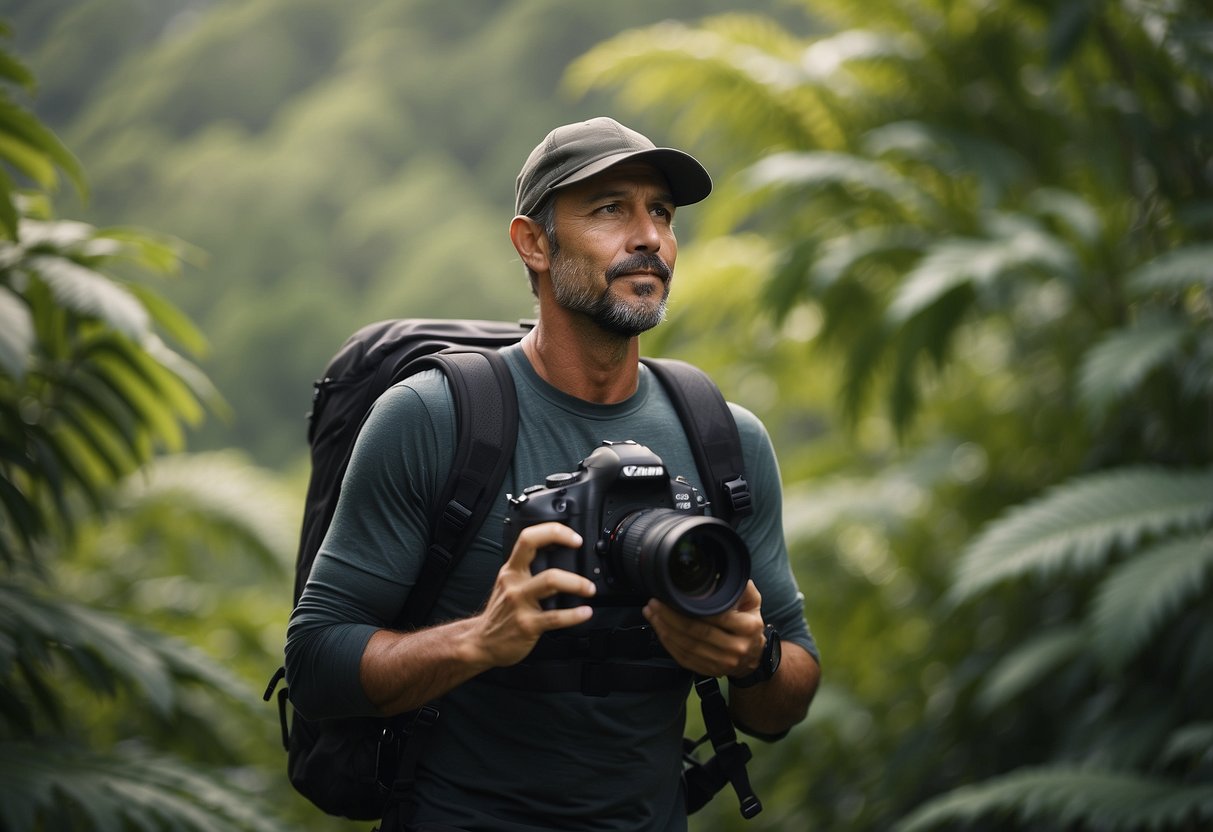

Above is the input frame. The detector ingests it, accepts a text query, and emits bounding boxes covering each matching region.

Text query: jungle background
[2,1,1211,830]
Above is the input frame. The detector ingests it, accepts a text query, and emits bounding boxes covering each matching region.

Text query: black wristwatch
[729,624,781,689]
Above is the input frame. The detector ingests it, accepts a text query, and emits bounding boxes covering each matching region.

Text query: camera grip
[532,544,583,610]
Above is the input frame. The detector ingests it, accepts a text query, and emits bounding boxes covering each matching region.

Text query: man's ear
[510,215,550,274]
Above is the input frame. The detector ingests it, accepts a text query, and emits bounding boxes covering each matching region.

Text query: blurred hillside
[5,0,795,467]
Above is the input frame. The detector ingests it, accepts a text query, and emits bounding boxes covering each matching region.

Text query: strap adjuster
[440,499,473,532]
[723,477,751,517]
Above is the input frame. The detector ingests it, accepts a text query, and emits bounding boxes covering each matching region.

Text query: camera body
[503,440,750,617]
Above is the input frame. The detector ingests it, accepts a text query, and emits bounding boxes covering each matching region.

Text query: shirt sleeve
[284,370,455,718]
[729,403,819,665]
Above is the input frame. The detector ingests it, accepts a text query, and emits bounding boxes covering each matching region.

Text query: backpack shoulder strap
[640,357,751,526]
[396,347,518,627]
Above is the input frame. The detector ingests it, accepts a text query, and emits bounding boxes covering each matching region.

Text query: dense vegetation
[2,1,1210,830]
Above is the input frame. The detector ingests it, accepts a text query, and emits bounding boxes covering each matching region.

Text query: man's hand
[642,580,765,679]
[465,522,597,670]
[362,522,595,715]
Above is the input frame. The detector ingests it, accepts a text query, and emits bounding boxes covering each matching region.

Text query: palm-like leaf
[0,44,86,239]
[1128,243,1213,294]
[0,741,290,832]
[1079,316,1190,414]
[566,15,842,154]
[975,625,1085,714]
[887,215,1078,322]
[1090,532,1213,668]
[747,151,938,222]
[0,582,256,731]
[951,467,1213,602]
[0,283,31,378]
[1,213,210,567]
[893,765,1213,832]
[114,451,296,571]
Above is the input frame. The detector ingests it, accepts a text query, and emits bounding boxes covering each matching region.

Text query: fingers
[736,580,762,613]
[472,523,597,668]
[643,593,764,678]
[505,521,596,601]
[504,522,582,571]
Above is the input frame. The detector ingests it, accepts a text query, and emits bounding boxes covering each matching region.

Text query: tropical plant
[0,34,300,831]
[569,1,1213,830]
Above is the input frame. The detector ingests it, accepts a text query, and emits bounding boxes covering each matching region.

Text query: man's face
[544,162,678,337]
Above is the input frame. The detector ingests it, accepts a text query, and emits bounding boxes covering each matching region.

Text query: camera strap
[684,676,762,819]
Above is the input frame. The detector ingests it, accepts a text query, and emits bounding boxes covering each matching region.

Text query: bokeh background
[2,1,1210,830]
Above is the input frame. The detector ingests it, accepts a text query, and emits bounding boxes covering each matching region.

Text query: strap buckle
[723,476,752,517]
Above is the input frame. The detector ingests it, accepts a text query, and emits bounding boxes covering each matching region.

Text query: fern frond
[0,740,290,832]
[950,467,1213,603]
[1128,243,1213,294]
[976,625,1085,713]
[893,765,1213,832]
[888,216,1077,322]
[28,255,150,340]
[0,283,31,379]
[565,17,831,151]
[1079,316,1189,414]
[0,582,257,727]
[1160,722,1213,767]
[1090,532,1213,668]
[1024,187,1103,244]
[746,150,937,219]
[809,225,928,289]
[861,121,1029,207]
[117,451,297,570]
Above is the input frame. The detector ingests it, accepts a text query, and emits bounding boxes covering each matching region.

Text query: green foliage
[0,35,84,238]
[895,766,1213,832]
[573,1,1213,830]
[0,35,304,832]
[951,467,1213,601]
[0,741,291,832]
[8,0,751,468]
[0,204,215,566]
[4,2,1211,830]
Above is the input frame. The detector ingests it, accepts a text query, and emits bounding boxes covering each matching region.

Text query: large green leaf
[0,582,175,716]
[0,283,31,379]
[975,625,1085,713]
[0,97,87,196]
[1090,532,1213,668]
[746,150,937,219]
[893,765,1213,832]
[1078,316,1190,414]
[27,254,150,340]
[951,467,1213,602]
[1128,244,1213,294]
[0,740,290,832]
[888,215,1077,322]
[117,451,297,571]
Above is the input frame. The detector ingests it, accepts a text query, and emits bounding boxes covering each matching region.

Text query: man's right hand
[361,522,596,716]
[463,522,596,670]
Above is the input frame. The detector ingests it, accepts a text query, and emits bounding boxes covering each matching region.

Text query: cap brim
[555,147,713,207]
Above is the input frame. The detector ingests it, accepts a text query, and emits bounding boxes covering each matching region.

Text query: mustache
[605,253,672,283]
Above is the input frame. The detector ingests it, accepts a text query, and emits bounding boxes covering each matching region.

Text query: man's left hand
[643,580,765,678]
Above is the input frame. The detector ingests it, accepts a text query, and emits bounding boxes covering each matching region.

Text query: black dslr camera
[503,440,750,617]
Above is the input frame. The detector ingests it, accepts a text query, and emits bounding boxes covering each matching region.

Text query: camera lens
[669,531,725,596]
[612,510,749,617]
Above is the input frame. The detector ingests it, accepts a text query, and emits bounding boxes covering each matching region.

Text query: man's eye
[598,204,620,214]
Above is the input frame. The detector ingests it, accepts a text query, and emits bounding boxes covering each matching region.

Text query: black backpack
[264,318,763,823]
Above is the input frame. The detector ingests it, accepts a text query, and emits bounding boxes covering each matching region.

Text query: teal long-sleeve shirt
[285,344,816,831]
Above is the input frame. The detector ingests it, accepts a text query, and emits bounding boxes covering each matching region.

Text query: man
[286,117,820,831]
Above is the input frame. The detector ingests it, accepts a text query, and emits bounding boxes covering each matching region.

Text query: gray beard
[550,259,669,338]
